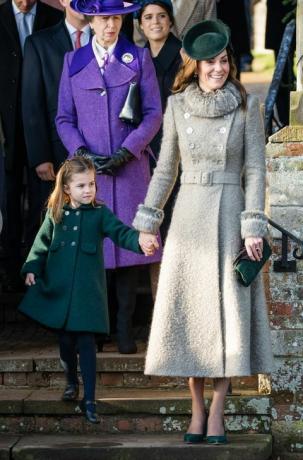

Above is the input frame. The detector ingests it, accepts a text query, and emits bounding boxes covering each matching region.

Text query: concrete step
[0,388,271,435]
[0,352,259,391]
[0,433,273,460]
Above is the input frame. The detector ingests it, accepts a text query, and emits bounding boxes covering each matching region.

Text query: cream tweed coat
[133,82,273,378]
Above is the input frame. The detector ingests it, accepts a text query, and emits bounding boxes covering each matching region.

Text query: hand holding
[139,232,159,256]
[35,162,56,181]
[25,273,36,286]
[245,237,263,262]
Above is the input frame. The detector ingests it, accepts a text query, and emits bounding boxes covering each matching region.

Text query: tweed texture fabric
[133,82,273,377]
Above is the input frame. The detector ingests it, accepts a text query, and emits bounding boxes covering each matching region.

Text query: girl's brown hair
[173,46,247,109]
[47,157,97,223]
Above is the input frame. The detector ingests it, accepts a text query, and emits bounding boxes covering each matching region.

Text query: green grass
[252,51,275,74]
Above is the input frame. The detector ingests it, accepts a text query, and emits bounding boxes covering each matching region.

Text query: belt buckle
[201,172,212,186]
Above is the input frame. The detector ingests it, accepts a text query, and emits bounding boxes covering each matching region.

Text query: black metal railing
[268,218,303,272]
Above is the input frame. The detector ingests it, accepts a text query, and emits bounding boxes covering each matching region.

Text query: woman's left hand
[245,237,263,262]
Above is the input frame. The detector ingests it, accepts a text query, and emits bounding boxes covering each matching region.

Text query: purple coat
[56,36,162,269]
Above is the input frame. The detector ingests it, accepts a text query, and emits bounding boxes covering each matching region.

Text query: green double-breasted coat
[18,204,142,333]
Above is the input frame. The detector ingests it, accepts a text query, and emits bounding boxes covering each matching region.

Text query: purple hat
[70,0,141,15]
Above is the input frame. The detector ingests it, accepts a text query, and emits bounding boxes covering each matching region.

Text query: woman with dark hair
[138,0,182,241]
[56,0,162,355]
[133,19,273,444]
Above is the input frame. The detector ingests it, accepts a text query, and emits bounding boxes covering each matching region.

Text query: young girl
[19,157,157,423]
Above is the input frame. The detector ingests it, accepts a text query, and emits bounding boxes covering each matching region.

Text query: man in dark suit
[22,0,90,244]
[0,0,62,289]
[265,0,296,126]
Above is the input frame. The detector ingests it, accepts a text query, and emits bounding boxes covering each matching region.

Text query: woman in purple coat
[56,0,162,354]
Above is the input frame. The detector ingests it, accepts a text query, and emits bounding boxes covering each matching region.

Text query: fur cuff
[132,204,164,234]
[241,210,268,239]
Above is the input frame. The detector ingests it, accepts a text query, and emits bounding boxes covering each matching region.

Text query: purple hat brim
[71,1,141,15]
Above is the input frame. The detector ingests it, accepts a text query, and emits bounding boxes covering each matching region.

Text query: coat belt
[180,171,240,186]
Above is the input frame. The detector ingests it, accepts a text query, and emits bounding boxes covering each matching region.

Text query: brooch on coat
[122,53,134,64]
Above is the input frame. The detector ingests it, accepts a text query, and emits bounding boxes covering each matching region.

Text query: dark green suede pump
[183,415,208,444]
[183,432,205,444]
[206,434,228,444]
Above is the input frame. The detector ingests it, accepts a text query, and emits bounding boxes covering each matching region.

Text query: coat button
[218,144,224,151]
[62,225,67,231]
[184,112,190,119]
[73,226,78,231]
[71,241,76,246]
[75,211,80,216]
[219,127,226,134]
[186,127,193,134]
[217,160,224,165]
[65,211,70,216]
[61,241,65,247]
[189,143,195,149]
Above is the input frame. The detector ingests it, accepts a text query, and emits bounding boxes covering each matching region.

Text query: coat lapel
[149,33,181,73]
[51,21,73,53]
[104,35,137,87]
[0,1,21,52]
[173,0,198,36]
[74,53,105,90]
[104,55,137,88]
[33,0,51,32]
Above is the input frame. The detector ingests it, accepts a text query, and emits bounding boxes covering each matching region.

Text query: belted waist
[180,171,240,186]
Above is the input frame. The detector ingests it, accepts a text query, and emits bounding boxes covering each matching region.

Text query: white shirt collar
[12,1,37,15]
[92,35,117,68]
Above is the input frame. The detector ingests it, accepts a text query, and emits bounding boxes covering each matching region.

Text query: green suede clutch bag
[233,239,272,287]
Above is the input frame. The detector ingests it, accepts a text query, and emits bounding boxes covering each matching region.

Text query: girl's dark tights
[58,331,96,402]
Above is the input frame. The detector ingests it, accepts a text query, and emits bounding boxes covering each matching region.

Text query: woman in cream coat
[133,20,273,444]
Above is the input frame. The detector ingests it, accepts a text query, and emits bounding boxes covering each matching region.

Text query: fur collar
[179,81,242,118]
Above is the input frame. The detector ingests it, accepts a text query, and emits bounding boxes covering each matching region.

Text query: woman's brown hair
[47,157,97,223]
[173,46,247,109]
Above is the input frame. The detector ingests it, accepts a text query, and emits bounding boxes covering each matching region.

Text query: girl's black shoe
[62,383,79,401]
[79,399,100,424]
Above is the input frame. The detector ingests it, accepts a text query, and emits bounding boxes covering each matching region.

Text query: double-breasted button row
[65,210,81,216]
[62,225,78,231]
[60,241,77,246]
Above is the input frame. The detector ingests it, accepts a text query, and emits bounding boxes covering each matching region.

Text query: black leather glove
[74,147,108,174]
[96,147,134,176]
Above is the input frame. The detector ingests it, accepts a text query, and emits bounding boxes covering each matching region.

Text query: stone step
[0,352,259,391]
[0,388,271,435]
[0,433,273,460]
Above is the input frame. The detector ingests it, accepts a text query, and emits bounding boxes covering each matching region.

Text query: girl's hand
[139,232,159,256]
[245,237,263,262]
[25,273,36,286]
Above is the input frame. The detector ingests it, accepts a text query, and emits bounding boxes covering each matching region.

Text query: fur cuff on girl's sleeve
[132,204,164,235]
[241,210,268,239]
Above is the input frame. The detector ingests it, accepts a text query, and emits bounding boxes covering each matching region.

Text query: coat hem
[144,369,272,378]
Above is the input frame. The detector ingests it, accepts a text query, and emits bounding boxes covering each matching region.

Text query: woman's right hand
[25,273,36,286]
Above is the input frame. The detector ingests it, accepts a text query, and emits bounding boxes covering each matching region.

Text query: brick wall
[266,137,303,458]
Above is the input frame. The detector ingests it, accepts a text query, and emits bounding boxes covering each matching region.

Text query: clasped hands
[139,232,159,257]
[75,146,133,176]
